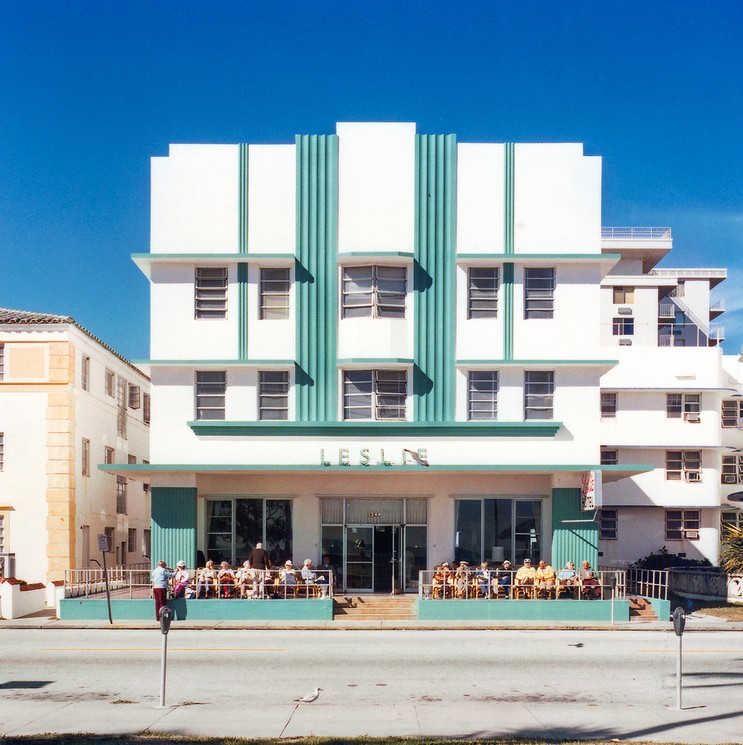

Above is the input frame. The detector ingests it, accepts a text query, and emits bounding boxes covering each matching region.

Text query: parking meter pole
[101,549,113,626]
[676,633,682,710]
[672,606,686,711]
[160,632,168,707]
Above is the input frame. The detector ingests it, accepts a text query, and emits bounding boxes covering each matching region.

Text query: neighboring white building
[121,122,742,594]
[0,309,151,586]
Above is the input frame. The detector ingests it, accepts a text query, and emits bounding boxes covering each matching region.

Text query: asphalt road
[1,628,742,741]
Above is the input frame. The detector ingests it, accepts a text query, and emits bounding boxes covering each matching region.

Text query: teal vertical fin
[503,143,515,360]
[239,144,249,254]
[151,487,197,570]
[295,134,339,421]
[551,488,599,570]
[414,133,457,422]
[238,263,249,359]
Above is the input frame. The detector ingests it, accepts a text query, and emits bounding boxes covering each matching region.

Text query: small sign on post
[672,606,686,710]
[97,533,113,625]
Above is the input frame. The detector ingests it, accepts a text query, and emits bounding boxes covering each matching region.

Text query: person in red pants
[151,560,175,620]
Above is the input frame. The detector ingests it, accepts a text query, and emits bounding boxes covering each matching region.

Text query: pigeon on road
[294,687,323,703]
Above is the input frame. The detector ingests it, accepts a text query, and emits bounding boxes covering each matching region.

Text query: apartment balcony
[602,227,672,272]
[602,227,672,240]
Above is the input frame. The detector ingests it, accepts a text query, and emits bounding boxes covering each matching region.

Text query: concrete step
[333,595,417,621]
[628,596,658,622]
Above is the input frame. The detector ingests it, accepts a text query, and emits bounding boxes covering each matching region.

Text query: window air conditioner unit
[723,475,738,484]
[685,413,701,423]
[685,471,701,482]
[618,338,632,346]
[683,529,700,540]
[617,307,633,315]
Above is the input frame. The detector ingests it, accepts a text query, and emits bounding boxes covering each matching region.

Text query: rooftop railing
[602,227,671,240]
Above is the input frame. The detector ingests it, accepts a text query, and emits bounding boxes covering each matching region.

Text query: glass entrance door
[345,526,374,591]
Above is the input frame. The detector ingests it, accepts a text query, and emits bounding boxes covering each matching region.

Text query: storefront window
[205,498,292,566]
[455,498,543,565]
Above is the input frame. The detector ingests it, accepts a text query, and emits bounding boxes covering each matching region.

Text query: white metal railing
[64,566,334,600]
[418,569,625,600]
[602,227,671,240]
[650,267,727,280]
[626,568,669,600]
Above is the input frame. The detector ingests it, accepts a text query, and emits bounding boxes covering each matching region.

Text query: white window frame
[599,508,618,540]
[82,438,90,477]
[467,267,499,319]
[143,393,151,426]
[342,265,406,319]
[81,355,90,392]
[0,432,4,471]
[666,450,702,482]
[343,369,407,421]
[601,392,617,418]
[524,267,555,319]
[666,509,700,541]
[128,384,141,410]
[195,371,226,420]
[116,378,128,439]
[467,371,498,420]
[258,370,290,420]
[0,343,4,380]
[104,446,114,465]
[721,454,743,485]
[612,286,635,304]
[722,510,743,534]
[524,371,554,420]
[128,528,137,554]
[721,399,743,428]
[612,316,635,336]
[667,392,701,422]
[105,369,115,397]
[259,268,291,320]
[116,476,127,515]
[600,447,618,466]
[195,267,228,319]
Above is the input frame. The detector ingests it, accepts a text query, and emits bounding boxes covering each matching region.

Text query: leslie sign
[581,470,603,511]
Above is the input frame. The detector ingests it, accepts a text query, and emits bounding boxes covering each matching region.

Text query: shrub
[721,523,743,574]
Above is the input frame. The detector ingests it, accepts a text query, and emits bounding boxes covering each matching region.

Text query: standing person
[248,542,270,598]
[318,554,336,592]
[151,560,175,621]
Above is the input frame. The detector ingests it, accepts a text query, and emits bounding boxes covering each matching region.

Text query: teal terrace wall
[417,598,630,622]
[59,598,334,622]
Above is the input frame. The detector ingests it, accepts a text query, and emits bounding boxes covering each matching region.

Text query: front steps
[333,595,417,621]
[629,596,658,622]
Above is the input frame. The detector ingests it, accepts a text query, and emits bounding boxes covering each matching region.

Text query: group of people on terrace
[429,558,602,600]
[150,544,335,616]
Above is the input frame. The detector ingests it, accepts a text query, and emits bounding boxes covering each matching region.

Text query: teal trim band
[239,144,249,254]
[337,358,414,365]
[103,462,653,474]
[456,253,621,262]
[337,251,415,259]
[503,262,514,360]
[504,143,514,255]
[296,134,339,421]
[133,359,295,367]
[151,487,197,570]
[187,420,562,437]
[131,253,295,261]
[457,359,619,367]
[238,263,249,359]
[414,133,457,422]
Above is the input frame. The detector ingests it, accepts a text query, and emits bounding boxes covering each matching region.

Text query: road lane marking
[43,647,287,652]
[639,649,743,653]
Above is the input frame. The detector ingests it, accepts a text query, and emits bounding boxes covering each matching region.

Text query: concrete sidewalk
[2,698,742,742]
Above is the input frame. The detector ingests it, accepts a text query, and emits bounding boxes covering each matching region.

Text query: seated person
[301,559,326,596]
[195,560,217,598]
[578,560,601,599]
[217,561,235,598]
[495,560,513,596]
[279,560,297,594]
[432,562,453,599]
[454,561,470,598]
[536,560,556,599]
[474,562,491,598]
[557,561,578,596]
[514,558,537,597]
[172,560,191,598]
[235,560,257,598]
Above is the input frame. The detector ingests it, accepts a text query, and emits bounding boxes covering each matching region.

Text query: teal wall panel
[503,262,514,360]
[238,262,249,359]
[551,488,599,570]
[417,598,629,622]
[239,144,249,254]
[414,134,457,422]
[151,487,197,570]
[295,134,339,421]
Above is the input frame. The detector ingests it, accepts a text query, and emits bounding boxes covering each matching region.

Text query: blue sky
[1,1,742,360]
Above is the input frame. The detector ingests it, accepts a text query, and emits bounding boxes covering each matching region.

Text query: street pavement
[0,621,742,742]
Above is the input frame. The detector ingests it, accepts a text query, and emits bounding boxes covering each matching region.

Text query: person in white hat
[172,560,191,598]
[279,559,297,596]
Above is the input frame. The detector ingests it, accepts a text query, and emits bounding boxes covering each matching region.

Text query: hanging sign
[581,470,603,511]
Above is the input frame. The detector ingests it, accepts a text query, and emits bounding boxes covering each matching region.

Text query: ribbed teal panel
[551,488,598,570]
[238,263,248,359]
[151,487,197,570]
[295,134,339,421]
[414,134,457,422]
[239,144,249,254]
[503,262,514,360]
[504,143,514,255]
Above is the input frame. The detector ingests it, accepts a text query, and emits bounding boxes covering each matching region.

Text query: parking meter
[159,606,173,635]
[672,606,686,636]
[672,606,685,709]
